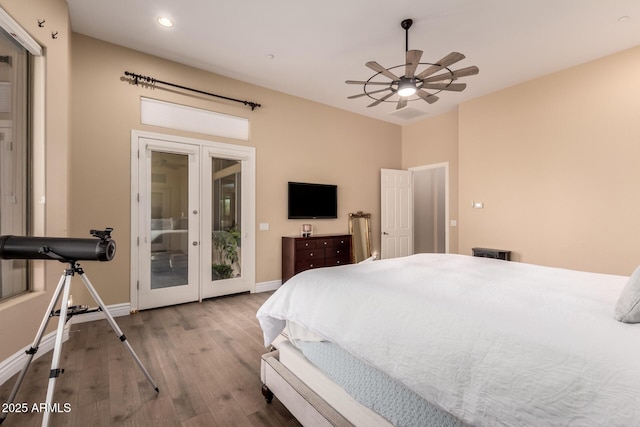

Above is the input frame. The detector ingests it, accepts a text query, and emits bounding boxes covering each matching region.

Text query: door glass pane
[150,151,189,289]
[211,158,241,281]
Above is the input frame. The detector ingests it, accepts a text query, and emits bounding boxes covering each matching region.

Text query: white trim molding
[256,280,281,293]
[70,303,131,324]
[0,7,42,56]
[0,325,69,386]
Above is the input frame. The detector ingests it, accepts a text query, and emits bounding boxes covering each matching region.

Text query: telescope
[0,226,157,427]
[0,228,116,262]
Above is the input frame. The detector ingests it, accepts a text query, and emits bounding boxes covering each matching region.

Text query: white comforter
[257,254,640,426]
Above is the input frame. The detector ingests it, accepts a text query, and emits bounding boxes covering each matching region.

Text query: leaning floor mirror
[349,212,372,263]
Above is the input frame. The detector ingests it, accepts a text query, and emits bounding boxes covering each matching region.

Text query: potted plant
[212,227,240,280]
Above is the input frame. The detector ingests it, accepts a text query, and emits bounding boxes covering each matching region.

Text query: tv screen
[288,182,338,219]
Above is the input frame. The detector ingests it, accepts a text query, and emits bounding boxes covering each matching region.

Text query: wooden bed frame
[260,337,395,427]
[261,349,353,426]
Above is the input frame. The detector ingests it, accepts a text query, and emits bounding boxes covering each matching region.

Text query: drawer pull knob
[310,252,314,256]
[336,250,340,254]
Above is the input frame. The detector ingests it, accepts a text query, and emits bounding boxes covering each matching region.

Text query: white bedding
[257,254,640,426]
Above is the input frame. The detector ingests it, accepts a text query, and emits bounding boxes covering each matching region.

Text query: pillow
[615,266,640,323]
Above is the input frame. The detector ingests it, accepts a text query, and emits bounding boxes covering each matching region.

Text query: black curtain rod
[124,71,262,111]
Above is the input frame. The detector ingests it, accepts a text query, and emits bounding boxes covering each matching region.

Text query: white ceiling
[67,0,640,125]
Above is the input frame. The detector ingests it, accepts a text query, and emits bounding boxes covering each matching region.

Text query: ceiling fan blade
[416,89,439,104]
[367,91,395,107]
[450,65,479,78]
[348,87,392,99]
[422,65,479,83]
[404,50,422,78]
[416,52,465,80]
[345,80,392,86]
[366,61,400,81]
[396,97,408,110]
[421,82,467,92]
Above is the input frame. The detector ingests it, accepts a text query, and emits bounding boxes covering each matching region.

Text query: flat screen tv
[288,182,338,219]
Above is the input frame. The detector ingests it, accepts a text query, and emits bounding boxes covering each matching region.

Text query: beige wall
[456,46,640,275]
[402,46,640,276]
[0,0,71,361]
[70,34,401,306]
[401,111,459,254]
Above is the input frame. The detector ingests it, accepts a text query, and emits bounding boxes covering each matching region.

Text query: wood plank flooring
[0,292,302,427]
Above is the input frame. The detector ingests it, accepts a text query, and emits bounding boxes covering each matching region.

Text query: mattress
[288,336,466,427]
[277,339,391,426]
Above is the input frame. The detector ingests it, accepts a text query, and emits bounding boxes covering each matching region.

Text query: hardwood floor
[0,292,302,427]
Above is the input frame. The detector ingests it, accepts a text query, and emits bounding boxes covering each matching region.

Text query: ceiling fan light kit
[397,78,417,97]
[346,18,479,110]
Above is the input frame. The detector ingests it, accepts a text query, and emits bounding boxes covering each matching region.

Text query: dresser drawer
[325,256,349,267]
[297,248,325,261]
[295,259,326,272]
[316,238,334,248]
[326,246,348,259]
[332,237,350,248]
[296,239,317,250]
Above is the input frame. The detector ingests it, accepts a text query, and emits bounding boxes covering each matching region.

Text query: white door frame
[130,130,256,311]
[409,162,450,254]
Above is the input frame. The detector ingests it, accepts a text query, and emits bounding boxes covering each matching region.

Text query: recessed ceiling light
[266,53,275,59]
[157,17,174,28]
[618,15,630,23]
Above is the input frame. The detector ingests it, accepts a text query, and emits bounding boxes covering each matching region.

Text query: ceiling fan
[346,18,479,110]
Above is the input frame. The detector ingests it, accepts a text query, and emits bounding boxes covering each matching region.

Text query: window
[0,8,42,302]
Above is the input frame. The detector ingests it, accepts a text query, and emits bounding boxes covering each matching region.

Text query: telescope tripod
[0,261,159,426]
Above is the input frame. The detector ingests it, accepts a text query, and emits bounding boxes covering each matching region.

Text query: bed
[257,253,640,426]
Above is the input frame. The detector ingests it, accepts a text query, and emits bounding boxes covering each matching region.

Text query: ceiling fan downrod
[401,18,413,53]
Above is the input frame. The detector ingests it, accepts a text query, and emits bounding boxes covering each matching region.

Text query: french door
[131,131,255,310]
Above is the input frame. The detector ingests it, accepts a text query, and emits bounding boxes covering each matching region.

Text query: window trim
[0,9,41,56]
[0,7,45,300]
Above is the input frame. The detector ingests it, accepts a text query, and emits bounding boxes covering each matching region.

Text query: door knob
[192,241,199,246]
[383,232,389,235]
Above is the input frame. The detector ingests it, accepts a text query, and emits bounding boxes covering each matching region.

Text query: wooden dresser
[282,234,353,283]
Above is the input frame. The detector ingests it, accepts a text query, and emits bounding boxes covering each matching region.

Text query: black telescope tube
[0,235,116,262]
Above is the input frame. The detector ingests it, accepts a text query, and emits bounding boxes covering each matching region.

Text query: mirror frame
[349,211,372,263]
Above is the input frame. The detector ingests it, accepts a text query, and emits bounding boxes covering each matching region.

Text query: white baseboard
[0,325,69,387]
[0,303,130,387]
[256,280,281,293]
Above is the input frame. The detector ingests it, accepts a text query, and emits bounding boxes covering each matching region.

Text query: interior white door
[137,138,200,310]
[380,169,413,259]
